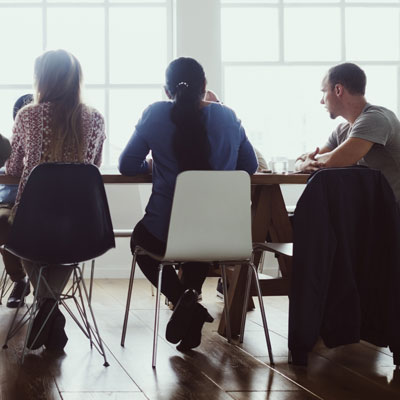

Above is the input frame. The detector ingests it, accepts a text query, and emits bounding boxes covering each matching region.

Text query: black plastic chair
[2,163,115,365]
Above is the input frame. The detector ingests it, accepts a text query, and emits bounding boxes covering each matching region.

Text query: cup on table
[269,157,289,174]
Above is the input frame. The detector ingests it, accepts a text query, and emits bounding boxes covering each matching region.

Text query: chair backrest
[5,163,115,264]
[164,170,252,262]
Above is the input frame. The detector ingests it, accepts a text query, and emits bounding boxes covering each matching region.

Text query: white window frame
[219,0,400,156]
[0,0,174,169]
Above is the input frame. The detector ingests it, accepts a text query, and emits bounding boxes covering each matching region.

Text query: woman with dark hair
[119,57,257,351]
[5,49,106,351]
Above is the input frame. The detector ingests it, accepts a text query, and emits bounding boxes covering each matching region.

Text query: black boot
[166,289,198,344]
[7,277,30,308]
[45,310,68,352]
[176,303,213,351]
[27,298,58,350]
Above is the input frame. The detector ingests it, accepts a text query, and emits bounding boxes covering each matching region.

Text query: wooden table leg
[218,185,276,338]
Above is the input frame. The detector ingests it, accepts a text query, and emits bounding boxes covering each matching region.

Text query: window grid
[0,0,173,168]
[221,0,400,156]
[221,0,400,158]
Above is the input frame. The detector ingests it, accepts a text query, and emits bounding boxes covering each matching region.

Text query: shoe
[7,278,30,308]
[27,298,58,350]
[176,303,214,352]
[165,289,198,344]
[45,311,68,352]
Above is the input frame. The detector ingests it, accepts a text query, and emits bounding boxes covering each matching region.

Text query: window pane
[285,0,339,2]
[110,0,166,2]
[221,8,279,62]
[361,66,397,111]
[346,0,399,3]
[221,0,277,3]
[0,9,42,84]
[48,0,101,3]
[82,88,105,117]
[109,88,162,165]
[109,8,167,84]
[47,8,105,84]
[346,8,399,61]
[224,66,341,160]
[284,8,341,61]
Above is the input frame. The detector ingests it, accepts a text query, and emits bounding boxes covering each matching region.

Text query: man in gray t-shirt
[295,62,400,202]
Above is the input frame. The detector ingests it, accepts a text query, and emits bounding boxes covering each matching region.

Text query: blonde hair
[34,49,84,162]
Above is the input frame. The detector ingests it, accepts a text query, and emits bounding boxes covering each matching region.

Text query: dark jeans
[0,205,25,282]
[131,221,209,306]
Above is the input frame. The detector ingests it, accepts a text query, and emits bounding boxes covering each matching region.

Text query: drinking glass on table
[270,157,289,174]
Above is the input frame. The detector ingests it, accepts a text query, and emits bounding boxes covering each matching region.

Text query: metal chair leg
[3,273,33,350]
[0,268,12,305]
[75,266,109,367]
[221,264,232,343]
[249,261,274,365]
[89,259,95,304]
[239,265,253,343]
[21,266,46,364]
[121,249,138,346]
[152,264,164,368]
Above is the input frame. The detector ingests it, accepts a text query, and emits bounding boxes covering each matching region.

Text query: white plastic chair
[120,170,274,368]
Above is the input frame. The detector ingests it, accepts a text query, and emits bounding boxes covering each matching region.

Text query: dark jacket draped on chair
[289,167,400,365]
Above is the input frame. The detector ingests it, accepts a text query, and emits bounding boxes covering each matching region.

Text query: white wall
[92,183,151,278]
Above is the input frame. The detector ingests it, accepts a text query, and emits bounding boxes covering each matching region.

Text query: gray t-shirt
[325,103,400,202]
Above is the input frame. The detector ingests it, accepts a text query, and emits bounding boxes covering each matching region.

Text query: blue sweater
[119,101,258,241]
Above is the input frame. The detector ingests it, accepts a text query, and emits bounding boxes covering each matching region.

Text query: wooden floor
[0,277,399,400]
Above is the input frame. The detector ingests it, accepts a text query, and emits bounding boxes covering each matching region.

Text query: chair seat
[253,242,293,257]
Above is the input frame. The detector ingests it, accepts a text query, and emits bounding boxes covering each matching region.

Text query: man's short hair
[327,63,366,95]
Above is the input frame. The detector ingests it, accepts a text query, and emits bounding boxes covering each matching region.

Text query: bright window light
[0,1,399,168]
[109,7,167,84]
[47,8,105,84]
[0,1,170,168]
[109,88,163,163]
[224,66,341,160]
[221,1,400,162]
[346,8,399,61]
[284,8,341,62]
[0,8,42,84]
[221,8,279,62]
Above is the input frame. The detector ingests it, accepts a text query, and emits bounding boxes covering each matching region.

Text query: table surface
[0,172,310,185]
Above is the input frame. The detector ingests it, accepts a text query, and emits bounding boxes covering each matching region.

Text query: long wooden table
[0,172,309,338]
[218,173,309,337]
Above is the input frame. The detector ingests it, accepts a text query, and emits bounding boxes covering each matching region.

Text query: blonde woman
[5,49,105,351]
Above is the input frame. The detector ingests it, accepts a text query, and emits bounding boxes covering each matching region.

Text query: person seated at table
[0,94,33,309]
[5,49,106,351]
[119,56,258,351]
[295,62,400,203]
[204,89,268,171]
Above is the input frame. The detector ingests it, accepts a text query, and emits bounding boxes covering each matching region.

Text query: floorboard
[0,278,398,400]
